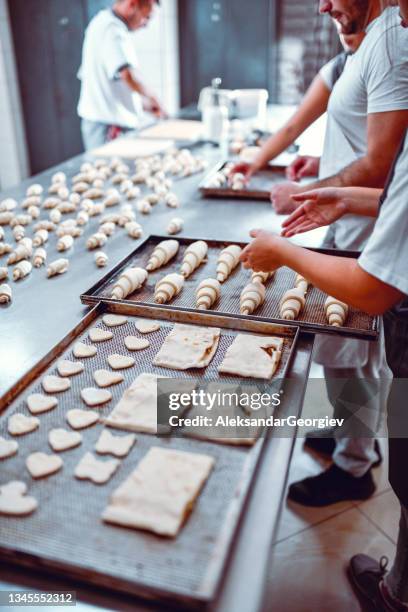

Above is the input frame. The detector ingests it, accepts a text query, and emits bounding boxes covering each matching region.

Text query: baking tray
[0,302,297,609]
[81,235,379,341]
[199,160,287,200]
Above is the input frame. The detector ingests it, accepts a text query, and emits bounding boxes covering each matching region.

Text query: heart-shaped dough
[49,428,82,452]
[107,354,135,370]
[73,342,97,358]
[95,430,136,458]
[89,327,113,342]
[57,359,84,377]
[124,336,150,351]
[0,481,38,516]
[27,393,58,415]
[93,370,124,388]
[135,320,160,334]
[75,452,120,484]
[102,314,127,327]
[26,452,63,479]
[42,375,71,394]
[81,387,112,407]
[8,414,40,436]
[66,409,99,430]
[0,436,19,460]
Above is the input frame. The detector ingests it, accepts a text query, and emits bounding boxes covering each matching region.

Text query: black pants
[384,309,408,507]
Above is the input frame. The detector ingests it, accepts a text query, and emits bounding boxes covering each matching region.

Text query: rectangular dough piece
[218,334,284,380]
[102,446,215,537]
[153,324,221,370]
[104,373,162,434]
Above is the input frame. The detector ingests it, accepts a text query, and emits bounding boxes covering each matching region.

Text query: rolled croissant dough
[102,446,215,536]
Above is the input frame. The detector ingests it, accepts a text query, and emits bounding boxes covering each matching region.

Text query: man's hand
[240,229,286,272]
[229,162,255,183]
[270,181,303,214]
[281,188,347,237]
[286,155,320,181]
[144,95,167,119]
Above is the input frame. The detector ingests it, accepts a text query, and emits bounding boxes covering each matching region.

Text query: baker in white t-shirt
[266,2,408,508]
[77,0,166,151]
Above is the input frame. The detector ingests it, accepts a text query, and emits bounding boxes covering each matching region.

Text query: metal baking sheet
[81,235,379,340]
[199,160,286,200]
[0,303,296,608]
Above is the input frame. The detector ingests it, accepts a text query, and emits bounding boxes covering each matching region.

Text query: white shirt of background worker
[77,0,166,151]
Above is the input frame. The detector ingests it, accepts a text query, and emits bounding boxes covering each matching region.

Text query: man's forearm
[342,187,382,217]
[121,68,149,97]
[300,156,389,193]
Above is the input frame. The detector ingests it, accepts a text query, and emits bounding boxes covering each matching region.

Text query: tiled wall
[131,0,180,116]
[0,0,28,189]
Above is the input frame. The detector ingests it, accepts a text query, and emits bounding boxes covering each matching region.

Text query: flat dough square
[218,334,283,380]
[153,324,220,370]
[104,373,162,434]
[102,447,215,537]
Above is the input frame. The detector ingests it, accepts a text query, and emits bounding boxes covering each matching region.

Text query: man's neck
[112,4,131,29]
[366,0,390,27]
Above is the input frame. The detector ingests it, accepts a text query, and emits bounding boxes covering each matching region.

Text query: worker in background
[77,0,166,151]
[230,31,365,181]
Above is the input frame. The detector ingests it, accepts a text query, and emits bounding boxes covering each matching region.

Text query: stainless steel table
[0,142,317,612]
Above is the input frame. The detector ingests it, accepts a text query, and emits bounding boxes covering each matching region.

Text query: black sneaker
[304,429,383,468]
[288,464,376,507]
[348,554,407,611]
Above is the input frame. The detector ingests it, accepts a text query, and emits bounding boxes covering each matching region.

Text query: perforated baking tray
[199,160,286,200]
[0,303,297,608]
[81,235,379,340]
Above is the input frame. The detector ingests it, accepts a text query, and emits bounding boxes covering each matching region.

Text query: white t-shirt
[319,53,349,92]
[359,133,408,297]
[319,7,408,251]
[77,9,142,128]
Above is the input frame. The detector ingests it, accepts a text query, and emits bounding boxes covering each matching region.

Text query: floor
[267,364,398,611]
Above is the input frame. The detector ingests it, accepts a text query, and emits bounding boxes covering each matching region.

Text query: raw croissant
[180,240,208,278]
[76,211,89,226]
[13,260,32,281]
[95,251,108,268]
[167,217,184,235]
[86,233,107,250]
[294,274,309,295]
[57,234,74,252]
[10,214,31,227]
[280,288,305,320]
[34,221,55,232]
[196,278,221,310]
[0,283,12,304]
[0,267,8,281]
[12,225,25,242]
[83,187,104,200]
[26,183,43,197]
[28,205,40,219]
[240,282,266,315]
[136,199,152,214]
[125,221,143,239]
[216,245,242,283]
[0,243,12,256]
[42,197,60,210]
[251,270,275,285]
[99,222,116,237]
[165,193,180,208]
[146,240,179,272]
[103,191,121,207]
[33,248,47,268]
[7,239,33,264]
[154,273,184,304]
[325,296,349,327]
[110,267,148,299]
[47,258,69,278]
[33,229,48,247]
[0,212,14,225]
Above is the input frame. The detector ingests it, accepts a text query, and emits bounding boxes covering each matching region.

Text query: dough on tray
[218,334,283,380]
[8,414,40,436]
[75,452,120,484]
[73,342,97,358]
[42,375,71,394]
[57,360,84,377]
[89,327,113,342]
[95,430,136,458]
[93,369,124,388]
[102,314,127,327]
[0,436,19,459]
[135,320,160,334]
[81,387,112,407]
[0,481,38,516]
[152,324,220,370]
[102,446,215,537]
[48,428,82,452]
[107,354,135,370]
[104,372,162,434]
[66,409,99,430]
[27,393,58,415]
[124,336,150,351]
[26,452,63,479]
